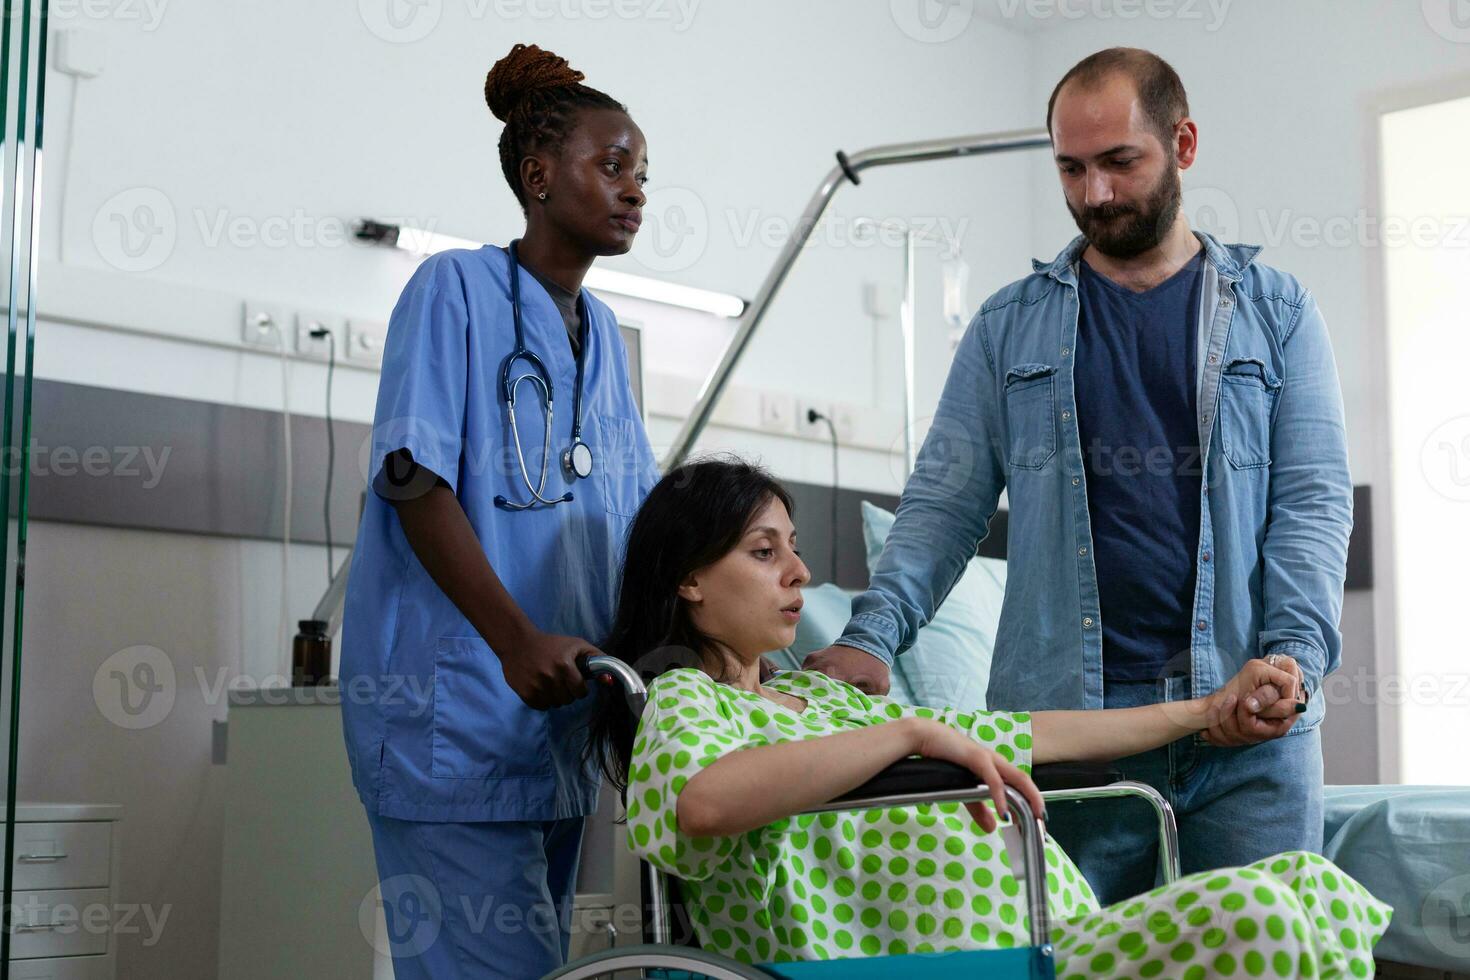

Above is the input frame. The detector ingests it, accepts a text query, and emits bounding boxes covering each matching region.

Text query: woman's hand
[1202,656,1303,747]
[908,719,1046,834]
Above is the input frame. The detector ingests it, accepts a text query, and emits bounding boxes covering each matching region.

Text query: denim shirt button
[1083,617,1094,629]
[1061,347,1071,357]
[1208,354,1219,364]
[1078,547,1087,556]
[1202,552,1212,562]
[1196,619,1208,631]
[1062,410,1072,421]
[1071,477,1081,487]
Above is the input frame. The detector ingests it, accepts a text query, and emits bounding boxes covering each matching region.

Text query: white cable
[274,320,293,671]
[57,76,81,265]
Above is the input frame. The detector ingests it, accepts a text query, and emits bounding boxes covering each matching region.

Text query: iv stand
[663,127,1051,470]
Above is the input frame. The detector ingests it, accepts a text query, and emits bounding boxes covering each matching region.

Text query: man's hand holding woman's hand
[1200,655,1306,747]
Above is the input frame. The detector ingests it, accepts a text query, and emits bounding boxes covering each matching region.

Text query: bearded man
[805,47,1353,904]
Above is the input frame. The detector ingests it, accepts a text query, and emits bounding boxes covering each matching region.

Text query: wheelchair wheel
[544,943,776,979]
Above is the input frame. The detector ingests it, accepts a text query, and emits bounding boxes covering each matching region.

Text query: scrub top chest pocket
[1004,363,1058,470]
[595,412,655,518]
[1218,356,1281,469]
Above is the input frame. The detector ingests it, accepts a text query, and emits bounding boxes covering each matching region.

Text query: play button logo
[1423,0,1470,40]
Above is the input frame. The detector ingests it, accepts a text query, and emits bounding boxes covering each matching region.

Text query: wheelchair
[546,655,1182,979]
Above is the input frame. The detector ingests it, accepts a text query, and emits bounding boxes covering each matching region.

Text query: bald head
[1047,47,1188,152]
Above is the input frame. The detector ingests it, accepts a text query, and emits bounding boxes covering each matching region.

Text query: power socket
[758,392,795,433]
[829,403,856,443]
[795,400,833,439]
[346,319,388,366]
[242,301,288,350]
[295,310,344,360]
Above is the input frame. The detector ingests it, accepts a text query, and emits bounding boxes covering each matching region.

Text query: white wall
[48,0,1045,491]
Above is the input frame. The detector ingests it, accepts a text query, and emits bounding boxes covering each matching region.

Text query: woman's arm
[1030,699,1222,765]
[678,718,921,838]
[1030,657,1302,765]
[677,716,1042,839]
[390,467,592,709]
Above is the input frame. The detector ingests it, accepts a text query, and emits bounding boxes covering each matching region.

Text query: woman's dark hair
[484,43,628,209]
[585,455,795,796]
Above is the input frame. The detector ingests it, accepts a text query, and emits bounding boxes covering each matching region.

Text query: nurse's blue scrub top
[340,245,660,823]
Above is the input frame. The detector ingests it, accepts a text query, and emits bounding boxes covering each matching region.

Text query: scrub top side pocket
[431,636,553,779]
[595,412,656,519]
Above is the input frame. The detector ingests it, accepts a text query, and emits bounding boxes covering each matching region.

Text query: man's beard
[1067,165,1182,259]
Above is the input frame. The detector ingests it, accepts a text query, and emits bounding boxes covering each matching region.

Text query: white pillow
[860,501,1006,711]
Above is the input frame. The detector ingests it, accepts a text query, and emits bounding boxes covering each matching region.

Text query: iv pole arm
[661,126,1052,472]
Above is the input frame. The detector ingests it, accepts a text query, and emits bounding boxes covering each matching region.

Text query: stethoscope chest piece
[563,438,594,480]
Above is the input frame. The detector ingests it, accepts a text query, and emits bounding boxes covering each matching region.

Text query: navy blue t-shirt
[1074,252,1205,681]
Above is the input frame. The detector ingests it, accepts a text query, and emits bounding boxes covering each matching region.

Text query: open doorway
[1378,93,1470,786]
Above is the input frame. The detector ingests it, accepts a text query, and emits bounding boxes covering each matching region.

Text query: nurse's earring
[537,191,547,201]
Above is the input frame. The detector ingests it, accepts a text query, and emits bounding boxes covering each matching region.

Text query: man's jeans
[1045,675,1324,907]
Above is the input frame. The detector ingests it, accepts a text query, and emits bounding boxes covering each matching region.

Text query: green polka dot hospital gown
[627,669,1392,977]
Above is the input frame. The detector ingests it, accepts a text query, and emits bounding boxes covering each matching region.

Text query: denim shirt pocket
[1004,363,1057,470]
[1218,356,1282,469]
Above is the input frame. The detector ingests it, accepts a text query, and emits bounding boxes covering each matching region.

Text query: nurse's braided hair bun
[485,43,626,207]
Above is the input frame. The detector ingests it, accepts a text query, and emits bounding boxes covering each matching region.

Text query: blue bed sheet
[1323,785,1470,972]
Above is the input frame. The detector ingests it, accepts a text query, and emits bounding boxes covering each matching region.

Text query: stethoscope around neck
[493,239,594,511]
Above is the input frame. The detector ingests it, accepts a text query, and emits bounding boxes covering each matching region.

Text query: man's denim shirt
[839,230,1352,736]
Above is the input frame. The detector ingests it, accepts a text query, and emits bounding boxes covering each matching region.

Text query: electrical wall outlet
[829,402,856,443]
[345,319,388,365]
[758,392,795,433]
[795,399,833,439]
[295,310,344,360]
[241,300,288,350]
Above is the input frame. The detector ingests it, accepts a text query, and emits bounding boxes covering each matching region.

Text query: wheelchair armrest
[830,757,980,803]
[828,758,1125,805]
[1032,761,1124,792]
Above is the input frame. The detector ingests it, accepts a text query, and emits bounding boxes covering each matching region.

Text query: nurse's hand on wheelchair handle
[499,627,595,710]
[1202,655,1303,747]
[801,644,892,695]
[907,718,1047,835]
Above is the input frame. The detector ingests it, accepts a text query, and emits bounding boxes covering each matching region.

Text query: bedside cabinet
[6,803,123,980]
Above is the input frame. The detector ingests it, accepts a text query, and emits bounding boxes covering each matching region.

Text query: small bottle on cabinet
[291,619,332,687]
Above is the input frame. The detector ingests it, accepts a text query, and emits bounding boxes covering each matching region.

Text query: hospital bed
[545,654,1182,979]
[1322,785,1470,977]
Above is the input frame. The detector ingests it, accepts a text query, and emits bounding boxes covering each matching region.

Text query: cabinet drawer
[9,888,111,960]
[11,823,111,891]
[9,954,113,980]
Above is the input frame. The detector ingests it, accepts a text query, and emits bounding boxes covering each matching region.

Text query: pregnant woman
[586,457,1390,978]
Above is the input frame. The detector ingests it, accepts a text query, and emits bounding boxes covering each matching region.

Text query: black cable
[807,408,840,583]
[312,328,336,580]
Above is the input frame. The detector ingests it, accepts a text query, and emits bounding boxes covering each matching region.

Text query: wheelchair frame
[546,656,1182,979]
